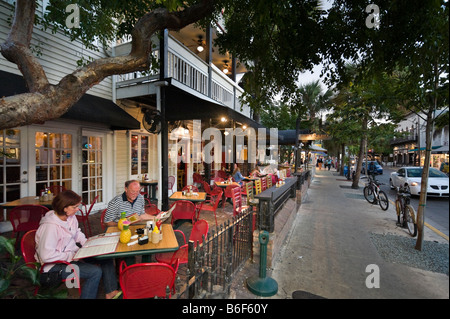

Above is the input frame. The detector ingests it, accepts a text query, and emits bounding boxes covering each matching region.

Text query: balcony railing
[113,34,252,118]
[390,135,418,145]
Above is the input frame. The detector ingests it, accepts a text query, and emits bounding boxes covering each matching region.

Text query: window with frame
[131,134,149,176]
[0,129,21,205]
[82,135,103,204]
[35,132,72,195]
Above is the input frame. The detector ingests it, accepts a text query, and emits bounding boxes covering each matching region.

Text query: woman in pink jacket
[35,190,121,299]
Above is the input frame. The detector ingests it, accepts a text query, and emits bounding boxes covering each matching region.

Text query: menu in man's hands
[73,233,119,260]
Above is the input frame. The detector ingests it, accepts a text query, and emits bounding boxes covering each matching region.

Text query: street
[267,168,449,299]
[361,166,449,239]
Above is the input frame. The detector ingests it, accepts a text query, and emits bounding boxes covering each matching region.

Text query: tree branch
[0,0,50,92]
[0,0,215,129]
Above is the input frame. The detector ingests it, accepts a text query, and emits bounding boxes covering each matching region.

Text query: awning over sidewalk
[277,129,311,145]
[161,82,265,129]
[0,70,140,130]
[431,145,449,153]
[408,146,442,153]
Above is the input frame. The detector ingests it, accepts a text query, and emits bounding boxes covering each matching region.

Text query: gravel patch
[370,233,449,275]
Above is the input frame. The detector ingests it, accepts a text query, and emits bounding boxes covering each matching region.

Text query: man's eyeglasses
[126,189,140,195]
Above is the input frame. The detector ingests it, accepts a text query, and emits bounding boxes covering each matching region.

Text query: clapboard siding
[0,1,112,99]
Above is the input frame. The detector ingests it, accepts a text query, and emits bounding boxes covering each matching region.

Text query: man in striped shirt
[104,180,150,227]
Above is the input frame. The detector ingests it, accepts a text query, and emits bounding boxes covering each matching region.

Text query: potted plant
[0,235,66,298]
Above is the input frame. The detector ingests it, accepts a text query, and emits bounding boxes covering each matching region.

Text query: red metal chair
[145,198,161,216]
[201,180,213,196]
[231,186,247,217]
[119,260,178,299]
[217,170,228,179]
[271,173,278,185]
[21,230,81,296]
[100,208,107,230]
[213,177,224,183]
[223,184,241,208]
[140,186,148,198]
[193,172,203,188]
[168,176,175,195]
[170,200,196,225]
[181,185,199,192]
[261,177,267,191]
[76,194,99,237]
[9,204,49,247]
[155,219,209,271]
[197,188,223,227]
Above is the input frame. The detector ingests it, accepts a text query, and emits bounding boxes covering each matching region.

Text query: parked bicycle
[363,174,389,211]
[395,185,417,237]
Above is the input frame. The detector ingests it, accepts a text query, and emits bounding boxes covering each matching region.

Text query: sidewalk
[232,168,449,299]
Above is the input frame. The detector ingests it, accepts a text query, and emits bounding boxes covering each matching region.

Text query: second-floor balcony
[390,135,418,145]
[111,27,253,121]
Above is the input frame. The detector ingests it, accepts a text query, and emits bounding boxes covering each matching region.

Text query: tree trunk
[415,60,440,251]
[415,110,433,251]
[352,116,368,189]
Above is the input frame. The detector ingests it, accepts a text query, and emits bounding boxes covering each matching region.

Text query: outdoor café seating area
[0,165,299,299]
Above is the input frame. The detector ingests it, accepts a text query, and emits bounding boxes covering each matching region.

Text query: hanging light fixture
[196,35,205,53]
[222,60,230,74]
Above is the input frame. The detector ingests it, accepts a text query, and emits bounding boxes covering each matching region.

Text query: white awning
[309,144,327,152]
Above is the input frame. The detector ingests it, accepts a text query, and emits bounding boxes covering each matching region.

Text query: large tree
[324,0,448,252]
[328,64,404,188]
[393,3,449,250]
[0,0,216,128]
[1,0,447,136]
[0,0,326,129]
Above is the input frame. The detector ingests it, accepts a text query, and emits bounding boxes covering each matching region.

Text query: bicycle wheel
[364,186,375,203]
[378,191,389,211]
[405,205,417,237]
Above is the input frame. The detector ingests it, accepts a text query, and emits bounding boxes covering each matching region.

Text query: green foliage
[41,0,188,52]
[0,235,68,299]
[0,236,39,298]
[321,0,448,86]
[325,64,404,158]
[367,122,398,155]
[260,102,297,130]
[214,0,324,112]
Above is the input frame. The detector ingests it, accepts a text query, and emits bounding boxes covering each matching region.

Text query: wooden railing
[113,35,252,118]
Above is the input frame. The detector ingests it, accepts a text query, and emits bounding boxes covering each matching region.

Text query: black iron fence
[173,207,253,299]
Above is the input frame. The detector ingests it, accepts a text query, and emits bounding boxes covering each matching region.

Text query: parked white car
[390,167,449,197]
